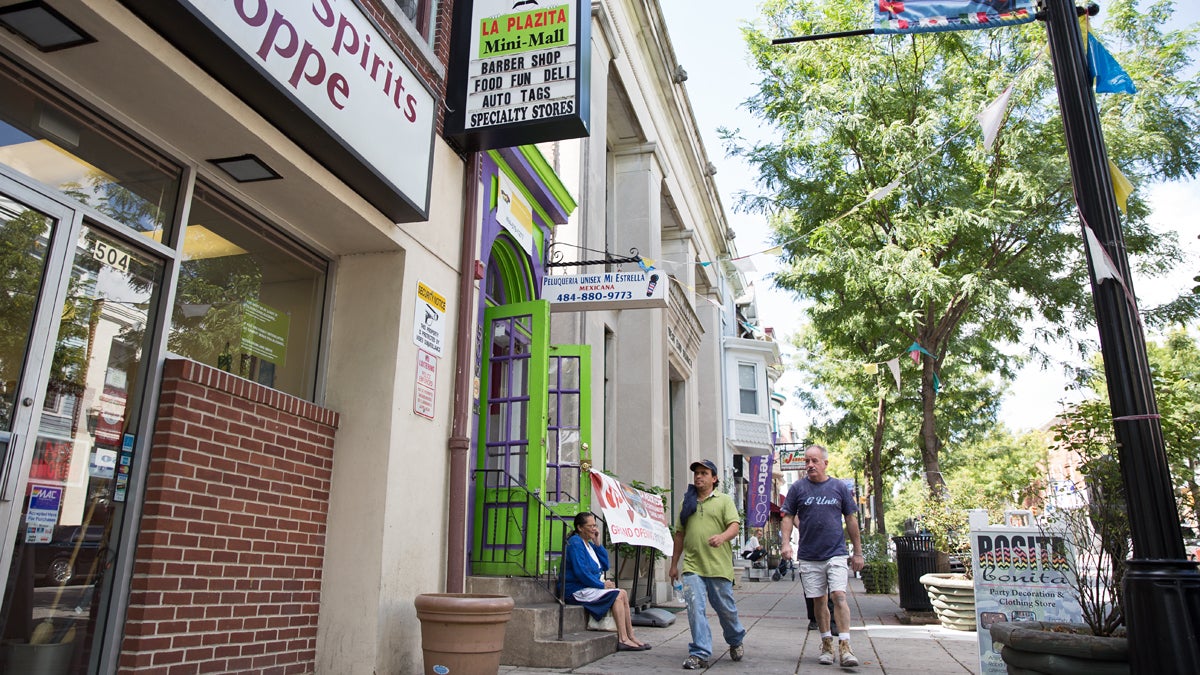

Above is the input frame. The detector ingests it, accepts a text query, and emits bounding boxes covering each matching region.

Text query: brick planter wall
[120,359,339,674]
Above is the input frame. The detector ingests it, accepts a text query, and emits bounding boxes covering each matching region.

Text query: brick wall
[120,359,339,674]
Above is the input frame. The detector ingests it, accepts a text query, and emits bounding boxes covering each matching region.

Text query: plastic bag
[587,613,617,632]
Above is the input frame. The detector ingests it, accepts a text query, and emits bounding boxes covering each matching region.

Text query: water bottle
[672,580,685,603]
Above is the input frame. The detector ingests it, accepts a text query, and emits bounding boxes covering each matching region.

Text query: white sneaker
[818,637,835,665]
[839,639,859,667]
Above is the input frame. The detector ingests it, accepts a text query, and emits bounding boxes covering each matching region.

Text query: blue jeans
[681,572,745,659]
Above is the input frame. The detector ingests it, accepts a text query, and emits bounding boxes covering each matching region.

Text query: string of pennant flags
[599,16,1139,397]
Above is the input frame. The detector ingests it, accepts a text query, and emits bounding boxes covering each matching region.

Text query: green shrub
[860,560,897,594]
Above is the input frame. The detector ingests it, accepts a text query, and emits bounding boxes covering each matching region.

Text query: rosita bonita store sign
[445,0,591,151]
[123,0,437,222]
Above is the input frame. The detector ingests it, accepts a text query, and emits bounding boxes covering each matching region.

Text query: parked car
[33,524,105,586]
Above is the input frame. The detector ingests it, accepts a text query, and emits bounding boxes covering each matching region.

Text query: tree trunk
[920,356,945,494]
[871,395,887,535]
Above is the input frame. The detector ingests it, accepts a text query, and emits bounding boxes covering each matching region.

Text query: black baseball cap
[689,459,719,475]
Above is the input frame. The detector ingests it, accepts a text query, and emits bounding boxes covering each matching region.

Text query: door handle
[0,431,18,502]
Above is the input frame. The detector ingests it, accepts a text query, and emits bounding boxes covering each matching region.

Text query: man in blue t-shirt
[781,445,863,668]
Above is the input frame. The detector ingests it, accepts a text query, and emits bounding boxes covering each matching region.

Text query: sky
[658,0,1200,434]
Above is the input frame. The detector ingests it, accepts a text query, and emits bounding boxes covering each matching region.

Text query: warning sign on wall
[414,349,437,420]
[413,281,447,358]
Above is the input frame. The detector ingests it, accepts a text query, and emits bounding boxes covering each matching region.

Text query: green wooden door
[542,344,592,565]
[473,300,549,576]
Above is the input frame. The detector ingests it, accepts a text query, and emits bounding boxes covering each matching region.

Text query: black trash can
[893,534,936,612]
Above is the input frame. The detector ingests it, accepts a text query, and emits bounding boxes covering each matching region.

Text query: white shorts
[799,557,850,598]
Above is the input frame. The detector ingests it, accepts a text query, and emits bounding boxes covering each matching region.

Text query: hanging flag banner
[887,358,902,392]
[874,1,1036,35]
[589,470,673,557]
[978,84,1015,151]
[1086,31,1137,95]
[747,454,775,528]
[497,171,535,255]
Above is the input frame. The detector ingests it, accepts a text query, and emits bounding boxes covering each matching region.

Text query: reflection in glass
[0,196,54,431]
[546,354,583,503]
[0,63,180,238]
[168,184,326,400]
[1,222,163,674]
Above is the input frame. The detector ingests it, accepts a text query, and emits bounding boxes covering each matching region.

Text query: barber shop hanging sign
[747,454,774,528]
[445,0,591,150]
[874,1,1036,35]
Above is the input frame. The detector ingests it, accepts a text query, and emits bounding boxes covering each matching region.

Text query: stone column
[610,143,668,484]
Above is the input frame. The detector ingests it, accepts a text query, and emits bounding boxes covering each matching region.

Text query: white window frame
[383,0,438,48]
[737,362,759,416]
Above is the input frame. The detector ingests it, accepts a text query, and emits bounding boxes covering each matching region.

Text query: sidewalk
[501,574,981,674]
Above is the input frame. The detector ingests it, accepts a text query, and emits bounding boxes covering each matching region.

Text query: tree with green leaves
[1066,328,1200,525]
[731,0,1198,493]
[792,324,1003,533]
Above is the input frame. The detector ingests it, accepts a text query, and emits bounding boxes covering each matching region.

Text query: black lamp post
[1040,1,1200,670]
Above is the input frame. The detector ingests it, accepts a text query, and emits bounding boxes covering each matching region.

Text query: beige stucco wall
[317,139,467,675]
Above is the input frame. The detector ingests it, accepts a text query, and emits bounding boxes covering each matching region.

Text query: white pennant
[977,85,1015,152]
[1083,224,1122,283]
[731,257,758,275]
[886,358,901,393]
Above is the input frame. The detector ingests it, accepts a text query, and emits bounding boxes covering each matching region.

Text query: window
[738,363,758,415]
[0,60,181,240]
[386,0,436,46]
[169,182,327,400]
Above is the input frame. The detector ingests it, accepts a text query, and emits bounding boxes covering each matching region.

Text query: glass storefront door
[0,177,164,674]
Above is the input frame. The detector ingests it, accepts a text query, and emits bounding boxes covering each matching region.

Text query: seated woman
[562,512,649,651]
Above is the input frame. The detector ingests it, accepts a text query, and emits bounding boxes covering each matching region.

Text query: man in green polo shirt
[668,459,746,670]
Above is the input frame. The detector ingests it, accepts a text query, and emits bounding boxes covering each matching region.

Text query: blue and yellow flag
[874,1,1036,35]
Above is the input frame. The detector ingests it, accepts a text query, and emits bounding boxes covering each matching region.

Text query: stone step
[466,576,620,668]
[502,625,618,668]
[466,575,559,605]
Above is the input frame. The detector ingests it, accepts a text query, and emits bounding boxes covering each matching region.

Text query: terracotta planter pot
[988,621,1129,675]
[414,593,514,675]
[919,572,976,631]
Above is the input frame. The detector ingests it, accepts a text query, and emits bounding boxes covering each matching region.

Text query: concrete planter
[414,593,514,675]
[919,572,976,631]
[988,621,1128,675]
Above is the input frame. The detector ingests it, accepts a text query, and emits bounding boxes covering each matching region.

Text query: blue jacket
[563,533,609,599]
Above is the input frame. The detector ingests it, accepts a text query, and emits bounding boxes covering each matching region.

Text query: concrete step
[502,628,617,669]
[466,575,558,605]
[510,602,590,636]
[466,575,620,668]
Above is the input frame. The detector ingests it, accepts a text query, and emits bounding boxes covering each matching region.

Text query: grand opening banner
[874,1,1036,35]
[590,470,673,557]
